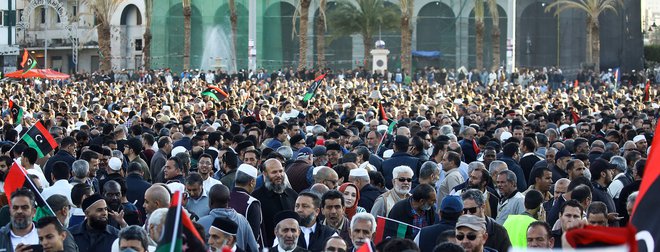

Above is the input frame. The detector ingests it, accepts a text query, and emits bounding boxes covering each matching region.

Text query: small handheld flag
[4,162,55,221]
[16,120,58,158]
[302,74,327,103]
[156,190,206,252]
[373,216,420,244]
[378,102,389,122]
[20,50,37,74]
[8,100,23,127]
[201,85,229,102]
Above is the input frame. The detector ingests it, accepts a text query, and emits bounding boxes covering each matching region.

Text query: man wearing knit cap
[69,194,119,252]
[271,210,308,252]
[455,215,493,252]
[208,217,244,252]
[633,135,647,157]
[229,164,263,246]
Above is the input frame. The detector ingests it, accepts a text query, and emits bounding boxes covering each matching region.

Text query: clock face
[376,59,384,67]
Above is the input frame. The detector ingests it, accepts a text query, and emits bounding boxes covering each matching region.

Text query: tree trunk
[489,1,500,69]
[363,34,372,70]
[143,28,152,69]
[98,22,112,71]
[229,0,238,71]
[591,20,600,72]
[297,0,311,71]
[183,6,192,70]
[316,0,327,69]
[400,0,413,73]
[476,20,485,70]
[585,18,593,69]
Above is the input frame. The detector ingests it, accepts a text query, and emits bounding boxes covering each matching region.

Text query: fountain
[200,25,236,73]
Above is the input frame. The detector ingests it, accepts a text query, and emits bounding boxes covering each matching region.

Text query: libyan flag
[373,216,419,245]
[17,121,58,158]
[631,118,660,252]
[156,190,206,252]
[4,162,54,221]
[302,74,326,103]
[8,100,23,127]
[201,85,229,102]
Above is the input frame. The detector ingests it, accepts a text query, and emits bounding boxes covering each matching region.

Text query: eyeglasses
[456,233,478,241]
[397,177,413,182]
[463,207,478,214]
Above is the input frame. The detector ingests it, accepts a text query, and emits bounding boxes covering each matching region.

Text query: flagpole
[376,215,422,230]
[170,190,183,252]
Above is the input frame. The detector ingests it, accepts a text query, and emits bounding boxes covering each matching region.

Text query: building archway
[165,4,203,70]
[262,2,298,70]
[416,1,456,69]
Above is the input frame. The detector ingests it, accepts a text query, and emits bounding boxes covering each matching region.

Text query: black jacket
[485,216,512,252]
[418,219,457,252]
[387,198,436,237]
[358,184,382,213]
[252,186,298,248]
[297,223,338,251]
[68,220,119,252]
[126,173,151,221]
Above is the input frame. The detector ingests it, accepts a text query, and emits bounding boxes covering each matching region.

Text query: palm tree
[83,0,122,71]
[143,0,153,69]
[545,0,622,71]
[182,0,192,70]
[316,0,327,68]
[293,0,312,71]
[327,0,399,69]
[400,0,413,72]
[474,0,485,70]
[229,0,238,71]
[487,0,500,69]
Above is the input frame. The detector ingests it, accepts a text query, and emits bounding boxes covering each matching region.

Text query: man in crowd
[348,213,376,252]
[185,172,210,218]
[496,170,526,225]
[199,184,258,251]
[294,191,337,251]
[229,164,262,244]
[387,184,436,237]
[208,217,243,252]
[198,153,223,193]
[117,225,151,252]
[69,194,119,252]
[371,165,413,218]
[271,210,308,252]
[526,221,555,248]
[455,215,492,252]
[416,195,463,252]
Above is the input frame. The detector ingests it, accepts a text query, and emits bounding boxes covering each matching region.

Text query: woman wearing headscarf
[338,182,366,220]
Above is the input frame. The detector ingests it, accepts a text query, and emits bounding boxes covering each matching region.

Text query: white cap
[349,168,368,177]
[633,135,646,143]
[559,124,570,132]
[171,146,187,157]
[499,132,512,142]
[122,107,130,113]
[237,164,258,179]
[75,121,86,130]
[167,182,185,194]
[109,157,122,171]
[313,166,323,176]
[383,149,394,159]
[377,125,388,132]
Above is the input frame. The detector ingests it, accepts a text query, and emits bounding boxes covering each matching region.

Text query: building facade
[0,0,19,75]
[8,0,644,74]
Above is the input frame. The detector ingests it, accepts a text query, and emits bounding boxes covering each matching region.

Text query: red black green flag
[631,118,660,252]
[8,100,23,127]
[17,121,58,158]
[378,102,389,122]
[3,162,55,221]
[156,191,206,252]
[644,80,651,102]
[201,85,229,102]
[302,74,326,103]
[19,49,36,74]
[373,216,419,245]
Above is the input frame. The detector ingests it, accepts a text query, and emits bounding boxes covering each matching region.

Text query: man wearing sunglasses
[455,215,494,252]
[461,189,511,252]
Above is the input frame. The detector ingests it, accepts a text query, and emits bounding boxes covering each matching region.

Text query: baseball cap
[589,158,617,177]
[312,146,327,157]
[456,215,487,232]
[440,195,463,214]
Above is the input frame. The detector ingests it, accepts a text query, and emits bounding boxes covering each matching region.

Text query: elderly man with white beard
[370,166,413,218]
[252,159,298,248]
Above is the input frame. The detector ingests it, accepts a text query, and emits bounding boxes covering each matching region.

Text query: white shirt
[26,164,50,189]
[41,179,73,205]
[10,223,39,249]
[203,176,223,194]
[300,223,317,249]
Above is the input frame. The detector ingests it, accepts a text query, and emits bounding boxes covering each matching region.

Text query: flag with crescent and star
[8,100,23,127]
[17,120,58,158]
[4,162,55,221]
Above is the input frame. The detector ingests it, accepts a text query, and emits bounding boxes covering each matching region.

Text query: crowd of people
[0,65,655,252]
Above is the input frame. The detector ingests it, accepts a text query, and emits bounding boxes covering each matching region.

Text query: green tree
[327,0,399,69]
[545,0,622,71]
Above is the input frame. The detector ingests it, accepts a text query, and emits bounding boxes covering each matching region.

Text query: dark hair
[36,216,65,233]
[571,185,591,203]
[560,199,584,216]
[299,191,321,209]
[10,188,35,207]
[527,221,552,238]
[208,132,222,147]
[22,148,38,164]
[198,153,213,161]
[142,133,155,146]
[354,146,371,163]
[445,151,461,167]
[382,238,420,252]
[503,142,519,157]
[411,184,435,202]
[80,150,99,162]
[586,201,608,217]
[635,159,646,179]
[157,136,171,149]
[433,242,464,252]
[521,137,537,153]
[568,176,592,191]
[126,162,143,174]
[436,230,457,245]
[320,190,345,209]
[393,135,410,152]
[52,161,70,180]
[531,167,551,185]
[340,153,357,164]
[125,137,143,154]
[524,189,544,210]
[186,172,204,186]
[431,141,448,159]
[118,225,149,251]
[60,136,76,149]
[168,156,183,171]
[368,170,386,189]
[71,183,92,207]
